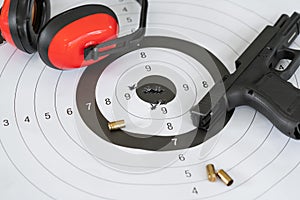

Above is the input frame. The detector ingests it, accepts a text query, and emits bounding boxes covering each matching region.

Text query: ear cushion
[0,0,50,53]
[37,5,119,70]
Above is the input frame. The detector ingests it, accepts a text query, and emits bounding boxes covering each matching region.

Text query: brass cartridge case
[217,169,234,186]
[206,164,217,182]
[108,120,126,131]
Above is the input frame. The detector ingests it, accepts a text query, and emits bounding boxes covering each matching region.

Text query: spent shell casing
[217,169,234,186]
[206,164,217,182]
[108,120,126,131]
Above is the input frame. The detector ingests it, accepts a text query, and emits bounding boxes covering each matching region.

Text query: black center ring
[76,36,233,151]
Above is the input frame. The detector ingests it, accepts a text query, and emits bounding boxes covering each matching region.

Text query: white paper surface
[0,0,300,199]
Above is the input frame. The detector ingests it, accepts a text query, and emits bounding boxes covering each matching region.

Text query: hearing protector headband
[84,0,148,61]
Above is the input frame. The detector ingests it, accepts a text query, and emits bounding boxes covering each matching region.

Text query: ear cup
[0,0,15,47]
[37,5,119,70]
[0,0,50,53]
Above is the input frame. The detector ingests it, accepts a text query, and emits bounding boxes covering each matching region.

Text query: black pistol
[198,12,300,139]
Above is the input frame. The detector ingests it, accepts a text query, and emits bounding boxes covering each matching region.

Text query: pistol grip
[228,72,300,139]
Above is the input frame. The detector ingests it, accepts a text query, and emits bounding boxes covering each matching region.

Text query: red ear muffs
[37,5,119,70]
[0,0,50,53]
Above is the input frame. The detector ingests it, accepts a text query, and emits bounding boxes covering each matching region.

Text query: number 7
[172,138,178,146]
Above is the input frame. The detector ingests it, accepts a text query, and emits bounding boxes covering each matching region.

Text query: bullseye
[136,75,177,105]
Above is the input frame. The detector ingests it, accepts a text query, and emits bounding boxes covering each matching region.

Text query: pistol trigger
[276,48,300,80]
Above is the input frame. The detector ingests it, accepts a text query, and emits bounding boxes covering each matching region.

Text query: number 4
[24,116,30,123]
[192,187,198,194]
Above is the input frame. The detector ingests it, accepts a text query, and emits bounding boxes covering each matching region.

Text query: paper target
[1,0,300,200]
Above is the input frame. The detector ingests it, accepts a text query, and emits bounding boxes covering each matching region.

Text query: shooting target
[0,0,300,200]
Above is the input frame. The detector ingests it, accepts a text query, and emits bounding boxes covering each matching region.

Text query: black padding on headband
[9,0,50,53]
